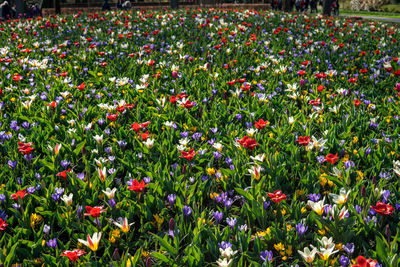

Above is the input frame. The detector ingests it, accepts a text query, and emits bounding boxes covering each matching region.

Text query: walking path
[340,14,400,23]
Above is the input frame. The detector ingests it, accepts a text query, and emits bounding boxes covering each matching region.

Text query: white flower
[312,244,338,261]
[93,135,103,144]
[213,142,224,152]
[97,167,107,182]
[113,217,134,233]
[308,198,326,216]
[246,128,258,137]
[248,165,261,180]
[177,144,186,151]
[329,205,349,220]
[317,236,334,248]
[78,232,102,252]
[143,138,155,148]
[298,246,317,263]
[216,258,232,267]
[286,83,298,92]
[164,121,175,128]
[250,154,266,163]
[393,160,400,176]
[219,247,237,260]
[179,138,190,146]
[102,188,117,199]
[329,188,350,204]
[61,193,73,206]
[288,116,295,124]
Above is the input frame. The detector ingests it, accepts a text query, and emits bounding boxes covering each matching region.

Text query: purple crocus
[260,250,273,262]
[183,206,192,217]
[167,194,176,206]
[8,160,17,170]
[218,241,232,250]
[46,238,57,248]
[339,255,350,266]
[342,243,354,254]
[226,217,237,229]
[212,211,223,224]
[295,223,308,236]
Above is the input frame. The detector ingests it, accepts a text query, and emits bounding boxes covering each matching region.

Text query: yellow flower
[318,228,326,235]
[353,149,358,155]
[109,229,120,243]
[30,213,43,228]
[286,245,293,256]
[126,256,136,267]
[352,136,358,144]
[282,256,287,260]
[141,250,150,258]
[207,168,216,176]
[274,243,285,251]
[356,170,364,181]
[210,193,218,200]
[286,225,292,232]
[335,243,343,250]
[301,207,307,213]
[295,190,304,198]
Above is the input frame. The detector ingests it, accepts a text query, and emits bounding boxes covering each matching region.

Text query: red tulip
[84,206,106,218]
[179,149,198,161]
[370,202,394,216]
[11,189,28,201]
[107,113,118,122]
[0,218,8,231]
[128,179,148,193]
[325,153,339,164]
[255,119,269,130]
[61,249,86,262]
[352,256,377,267]
[237,136,259,150]
[268,190,287,203]
[297,136,310,146]
[56,169,71,180]
[18,142,35,155]
[76,82,86,91]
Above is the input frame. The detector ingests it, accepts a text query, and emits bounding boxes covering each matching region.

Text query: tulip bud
[81,146,87,156]
[112,248,120,260]
[395,83,400,91]
[300,78,305,86]
[182,164,186,174]
[146,257,152,267]
[172,71,178,78]
[361,186,366,197]
[385,225,391,244]
[169,218,175,230]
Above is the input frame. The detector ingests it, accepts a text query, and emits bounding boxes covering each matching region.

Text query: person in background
[102,0,111,11]
[122,0,131,10]
[1,1,11,19]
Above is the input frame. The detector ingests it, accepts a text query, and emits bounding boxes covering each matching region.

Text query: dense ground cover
[0,9,400,266]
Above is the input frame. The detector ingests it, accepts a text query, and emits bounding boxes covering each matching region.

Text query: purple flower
[60,160,70,169]
[46,238,57,248]
[226,217,237,229]
[210,127,218,134]
[213,151,222,160]
[309,193,321,202]
[339,255,350,266]
[167,194,176,206]
[382,190,390,203]
[8,160,17,170]
[263,201,270,210]
[183,206,192,217]
[51,193,61,201]
[192,132,202,140]
[108,198,116,208]
[295,223,308,236]
[27,187,35,194]
[317,156,326,164]
[223,198,233,209]
[343,243,354,254]
[213,211,223,224]
[143,177,151,184]
[77,173,85,181]
[218,241,232,250]
[235,114,242,120]
[0,194,6,204]
[43,224,50,235]
[260,250,273,262]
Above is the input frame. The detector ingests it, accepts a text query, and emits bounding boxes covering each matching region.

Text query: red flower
[61,249,86,262]
[352,256,377,267]
[370,202,394,216]
[179,149,198,161]
[56,168,71,180]
[317,85,325,93]
[11,189,28,201]
[237,136,259,150]
[107,113,118,121]
[84,206,106,218]
[254,119,269,129]
[138,131,150,141]
[268,190,287,203]
[348,77,358,83]
[128,179,148,193]
[309,98,321,106]
[325,153,339,164]
[297,70,306,76]
[297,136,310,146]
[0,218,8,231]
[18,142,35,155]
[181,99,195,109]
[76,82,86,91]
[131,121,151,132]
[170,96,177,103]
[394,70,400,77]
[48,101,57,109]
[354,99,361,107]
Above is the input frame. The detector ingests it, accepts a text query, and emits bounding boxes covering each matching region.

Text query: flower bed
[0,9,399,266]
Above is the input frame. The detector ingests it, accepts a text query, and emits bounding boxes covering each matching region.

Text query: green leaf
[235,187,254,201]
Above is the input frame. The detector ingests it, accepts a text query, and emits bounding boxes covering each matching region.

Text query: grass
[340,10,400,19]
